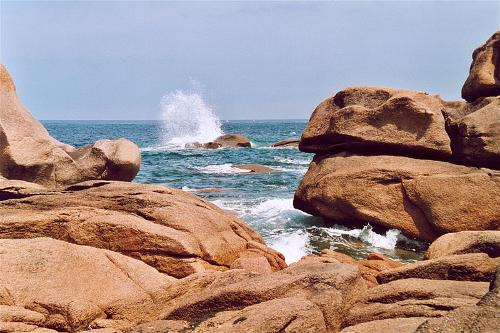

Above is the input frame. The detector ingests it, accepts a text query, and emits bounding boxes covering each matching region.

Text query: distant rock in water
[185,133,252,149]
[0,64,141,188]
[233,164,276,173]
[462,31,500,102]
[271,138,300,148]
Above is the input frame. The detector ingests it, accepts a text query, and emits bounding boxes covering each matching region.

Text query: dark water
[43,120,425,263]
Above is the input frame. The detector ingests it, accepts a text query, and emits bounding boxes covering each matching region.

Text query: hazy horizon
[1,1,499,120]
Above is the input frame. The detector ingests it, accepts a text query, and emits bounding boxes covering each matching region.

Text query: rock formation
[0,64,141,188]
[294,32,500,241]
[0,180,286,278]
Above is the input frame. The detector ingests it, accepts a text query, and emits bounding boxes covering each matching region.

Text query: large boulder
[462,31,500,102]
[294,153,500,241]
[299,87,453,159]
[426,231,500,259]
[444,96,500,169]
[0,237,175,332]
[0,180,286,278]
[0,64,141,188]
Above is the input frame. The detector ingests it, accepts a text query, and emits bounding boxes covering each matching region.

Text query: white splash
[160,90,223,147]
[273,156,311,165]
[268,230,310,264]
[194,164,252,174]
[324,224,400,250]
[250,198,305,219]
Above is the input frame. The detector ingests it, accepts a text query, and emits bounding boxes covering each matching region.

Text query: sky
[1,1,499,120]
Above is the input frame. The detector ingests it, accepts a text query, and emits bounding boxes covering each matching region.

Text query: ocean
[42,92,425,263]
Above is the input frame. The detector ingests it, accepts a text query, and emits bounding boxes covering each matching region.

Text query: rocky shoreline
[0,32,499,333]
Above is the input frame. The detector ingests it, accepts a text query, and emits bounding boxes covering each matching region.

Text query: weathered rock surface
[233,164,276,173]
[340,317,429,333]
[294,153,500,241]
[343,278,489,328]
[462,31,500,102]
[299,87,453,158]
[0,64,141,188]
[444,96,500,169]
[158,259,366,332]
[414,268,500,332]
[377,253,499,283]
[0,237,175,332]
[271,138,300,148]
[426,231,500,259]
[310,249,403,287]
[0,180,286,278]
[191,297,327,333]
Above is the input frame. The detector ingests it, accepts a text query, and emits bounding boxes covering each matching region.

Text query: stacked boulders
[294,32,500,241]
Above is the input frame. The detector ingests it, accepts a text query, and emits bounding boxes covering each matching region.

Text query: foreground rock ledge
[0,180,286,278]
[0,64,141,188]
[0,237,175,332]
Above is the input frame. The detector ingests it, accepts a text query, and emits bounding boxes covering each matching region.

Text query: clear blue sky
[1,1,499,120]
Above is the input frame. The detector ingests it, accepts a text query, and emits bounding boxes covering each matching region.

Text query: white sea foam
[268,230,310,264]
[323,224,400,250]
[194,164,252,174]
[250,198,306,219]
[160,90,223,147]
[273,156,311,165]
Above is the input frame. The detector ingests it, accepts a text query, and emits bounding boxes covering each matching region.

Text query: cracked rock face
[0,65,141,188]
[294,154,500,241]
[0,180,286,278]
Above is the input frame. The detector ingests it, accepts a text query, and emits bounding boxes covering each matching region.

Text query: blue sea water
[43,119,425,263]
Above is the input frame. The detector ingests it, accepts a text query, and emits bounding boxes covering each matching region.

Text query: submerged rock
[0,180,286,278]
[462,31,500,102]
[271,138,300,148]
[233,164,276,173]
[0,64,141,188]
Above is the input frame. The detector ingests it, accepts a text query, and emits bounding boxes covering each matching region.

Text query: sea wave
[268,230,310,264]
[194,164,252,174]
[273,156,311,165]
